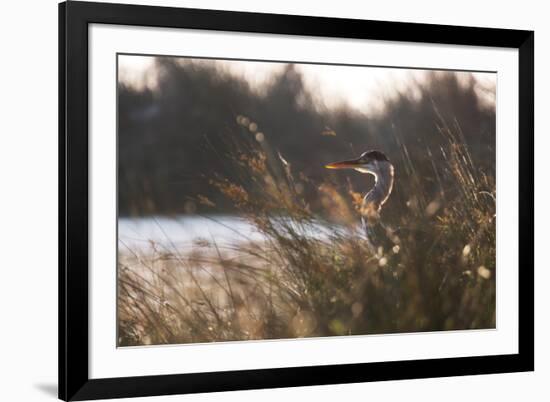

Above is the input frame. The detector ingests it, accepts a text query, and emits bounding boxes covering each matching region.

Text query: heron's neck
[361,161,394,220]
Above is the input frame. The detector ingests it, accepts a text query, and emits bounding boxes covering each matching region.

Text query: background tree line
[118,57,495,217]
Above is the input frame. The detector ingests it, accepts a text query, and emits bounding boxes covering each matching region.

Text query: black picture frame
[59,1,534,400]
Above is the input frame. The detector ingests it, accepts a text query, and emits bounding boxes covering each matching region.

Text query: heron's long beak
[324,158,362,169]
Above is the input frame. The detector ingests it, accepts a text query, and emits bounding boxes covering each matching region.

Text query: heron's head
[325,150,390,175]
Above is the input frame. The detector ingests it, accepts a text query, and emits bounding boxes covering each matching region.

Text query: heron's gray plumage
[359,159,395,254]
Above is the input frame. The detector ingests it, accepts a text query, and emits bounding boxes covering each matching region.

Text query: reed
[118,108,495,346]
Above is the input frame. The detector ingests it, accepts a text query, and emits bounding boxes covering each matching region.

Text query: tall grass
[117,111,496,346]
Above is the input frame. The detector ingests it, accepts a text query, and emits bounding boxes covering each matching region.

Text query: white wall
[0,0,546,401]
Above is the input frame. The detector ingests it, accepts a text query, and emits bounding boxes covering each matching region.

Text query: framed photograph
[59,1,534,400]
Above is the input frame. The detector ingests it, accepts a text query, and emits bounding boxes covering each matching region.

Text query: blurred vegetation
[117,61,496,345]
[118,58,494,218]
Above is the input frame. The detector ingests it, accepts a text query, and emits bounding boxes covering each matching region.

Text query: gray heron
[325,150,398,255]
